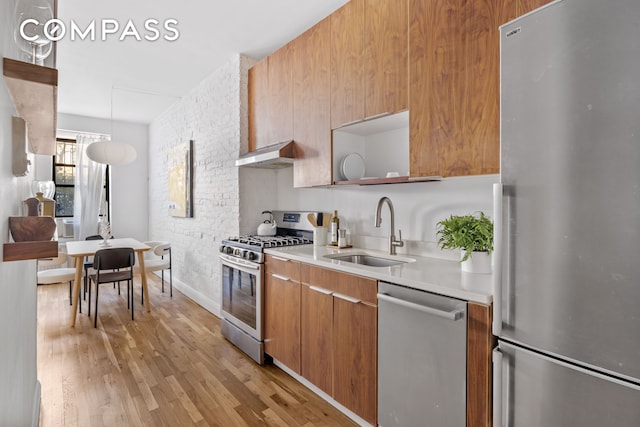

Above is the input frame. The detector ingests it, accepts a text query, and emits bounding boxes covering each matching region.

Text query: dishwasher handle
[377,293,465,321]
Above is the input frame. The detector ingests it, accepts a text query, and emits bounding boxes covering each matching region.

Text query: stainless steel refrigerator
[493,0,640,425]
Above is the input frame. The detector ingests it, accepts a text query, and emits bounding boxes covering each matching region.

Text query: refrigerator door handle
[493,348,504,427]
[493,183,504,335]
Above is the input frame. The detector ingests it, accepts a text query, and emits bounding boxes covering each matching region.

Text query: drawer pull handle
[333,292,360,304]
[270,256,289,262]
[309,285,333,295]
[271,273,290,281]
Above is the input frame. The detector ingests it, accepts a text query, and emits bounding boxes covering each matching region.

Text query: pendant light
[86,86,137,165]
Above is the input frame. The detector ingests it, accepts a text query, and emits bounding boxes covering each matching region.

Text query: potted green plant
[436,212,494,273]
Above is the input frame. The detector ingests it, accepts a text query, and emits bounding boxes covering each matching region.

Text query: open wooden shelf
[333,175,441,186]
[3,241,58,262]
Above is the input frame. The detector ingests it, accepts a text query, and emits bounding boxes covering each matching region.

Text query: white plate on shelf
[340,153,365,181]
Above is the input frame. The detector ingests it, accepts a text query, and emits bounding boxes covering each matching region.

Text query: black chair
[88,247,135,328]
[84,235,118,300]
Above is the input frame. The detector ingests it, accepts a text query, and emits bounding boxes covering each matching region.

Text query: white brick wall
[148,54,262,315]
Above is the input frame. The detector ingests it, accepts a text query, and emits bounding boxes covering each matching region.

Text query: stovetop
[222,234,312,249]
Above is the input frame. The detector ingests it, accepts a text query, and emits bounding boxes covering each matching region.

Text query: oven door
[220,253,263,340]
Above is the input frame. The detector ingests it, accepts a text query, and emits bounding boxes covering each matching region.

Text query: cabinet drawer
[266,254,301,282]
[301,263,377,305]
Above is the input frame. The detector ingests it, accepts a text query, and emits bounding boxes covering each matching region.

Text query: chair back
[86,234,103,240]
[38,251,68,268]
[153,242,171,257]
[93,247,135,271]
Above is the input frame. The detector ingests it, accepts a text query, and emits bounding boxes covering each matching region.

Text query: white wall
[57,113,149,242]
[0,0,41,424]
[148,54,262,315]
[276,168,498,259]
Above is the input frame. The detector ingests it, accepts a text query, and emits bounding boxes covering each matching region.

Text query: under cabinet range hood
[235,140,294,168]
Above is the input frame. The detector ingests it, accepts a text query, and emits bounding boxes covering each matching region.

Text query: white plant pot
[460,251,492,274]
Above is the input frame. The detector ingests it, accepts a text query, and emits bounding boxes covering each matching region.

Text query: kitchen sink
[324,253,413,267]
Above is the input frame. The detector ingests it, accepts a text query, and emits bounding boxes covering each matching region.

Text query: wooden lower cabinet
[264,256,301,373]
[267,258,492,427]
[300,283,333,394]
[332,296,377,424]
[300,263,378,425]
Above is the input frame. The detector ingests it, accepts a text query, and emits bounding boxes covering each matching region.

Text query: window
[53,138,109,218]
[53,138,76,217]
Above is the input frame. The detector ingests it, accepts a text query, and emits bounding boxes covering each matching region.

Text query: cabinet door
[409,0,514,177]
[364,0,408,119]
[333,296,377,425]
[264,271,301,373]
[330,0,365,129]
[248,58,270,151]
[518,0,554,15]
[300,283,334,395]
[292,17,332,188]
[268,44,293,145]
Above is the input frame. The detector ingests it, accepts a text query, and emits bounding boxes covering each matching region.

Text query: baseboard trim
[151,272,220,317]
[272,359,372,427]
[32,380,41,427]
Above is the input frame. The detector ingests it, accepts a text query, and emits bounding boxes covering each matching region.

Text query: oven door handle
[220,255,260,271]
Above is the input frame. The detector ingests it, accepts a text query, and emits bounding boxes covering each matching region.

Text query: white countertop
[264,245,493,305]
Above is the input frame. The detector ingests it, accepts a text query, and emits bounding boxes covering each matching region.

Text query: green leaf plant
[436,212,494,262]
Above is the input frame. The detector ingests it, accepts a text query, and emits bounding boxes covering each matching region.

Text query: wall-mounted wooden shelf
[3,241,58,262]
[3,57,58,156]
[333,175,441,186]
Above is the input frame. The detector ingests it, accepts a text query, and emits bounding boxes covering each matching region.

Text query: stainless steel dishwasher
[378,281,467,427]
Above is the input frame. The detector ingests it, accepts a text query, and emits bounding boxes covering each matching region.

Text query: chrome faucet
[375,196,404,255]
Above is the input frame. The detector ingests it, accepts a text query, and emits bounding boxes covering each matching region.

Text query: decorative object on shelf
[98,217,112,246]
[11,116,30,176]
[8,216,56,242]
[3,58,58,156]
[31,179,55,199]
[86,87,137,165]
[340,152,366,181]
[35,191,55,216]
[168,139,193,218]
[13,0,53,65]
[436,212,494,274]
[23,196,42,216]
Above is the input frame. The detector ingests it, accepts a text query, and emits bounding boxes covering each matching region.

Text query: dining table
[65,238,151,327]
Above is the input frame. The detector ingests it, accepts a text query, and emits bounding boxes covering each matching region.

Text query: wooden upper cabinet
[518,0,554,16]
[268,44,293,145]
[364,0,409,119]
[409,0,515,177]
[292,17,332,188]
[330,0,365,129]
[248,58,270,151]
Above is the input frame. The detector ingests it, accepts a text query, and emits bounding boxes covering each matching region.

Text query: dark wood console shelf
[3,241,58,262]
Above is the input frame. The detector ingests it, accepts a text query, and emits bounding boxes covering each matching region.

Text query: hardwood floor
[37,275,357,427]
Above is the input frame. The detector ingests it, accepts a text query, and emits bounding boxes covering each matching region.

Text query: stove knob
[222,246,233,255]
[244,251,256,261]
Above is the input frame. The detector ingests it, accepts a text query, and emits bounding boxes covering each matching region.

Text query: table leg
[138,252,151,312]
[70,256,83,327]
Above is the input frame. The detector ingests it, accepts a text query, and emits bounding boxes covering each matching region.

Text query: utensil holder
[313,227,328,246]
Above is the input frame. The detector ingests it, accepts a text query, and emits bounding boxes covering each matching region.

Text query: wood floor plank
[38,275,357,427]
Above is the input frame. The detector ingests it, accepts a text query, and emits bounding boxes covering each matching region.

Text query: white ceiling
[56,0,348,124]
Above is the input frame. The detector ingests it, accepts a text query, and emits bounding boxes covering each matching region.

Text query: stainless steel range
[219,211,315,364]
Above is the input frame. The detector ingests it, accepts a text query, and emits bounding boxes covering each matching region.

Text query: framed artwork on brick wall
[168,140,193,218]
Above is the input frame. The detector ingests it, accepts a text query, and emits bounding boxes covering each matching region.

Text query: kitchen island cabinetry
[264,255,301,373]
[292,17,332,188]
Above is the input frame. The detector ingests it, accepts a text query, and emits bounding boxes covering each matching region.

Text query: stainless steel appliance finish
[377,282,467,427]
[219,211,314,364]
[495,0,640,424]
[235,140,294,168]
